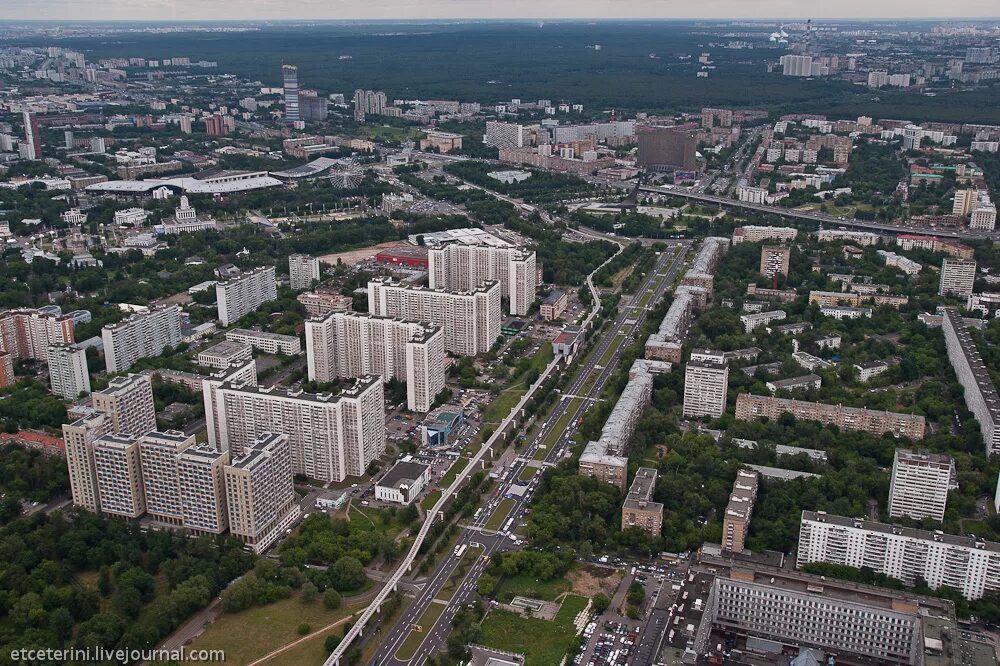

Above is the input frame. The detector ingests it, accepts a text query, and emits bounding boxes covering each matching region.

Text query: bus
[454,544,468,559]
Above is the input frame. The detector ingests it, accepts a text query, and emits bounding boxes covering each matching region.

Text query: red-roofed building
[0,431,65,455]
[375,246,429,269]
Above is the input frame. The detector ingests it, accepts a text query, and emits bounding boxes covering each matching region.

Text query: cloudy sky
[0,0,998,21]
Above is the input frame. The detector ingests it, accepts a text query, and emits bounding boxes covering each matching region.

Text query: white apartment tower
[206,376,386,482]
[92,374,157,437]
[138,430,194,526]
[428,243,537,315]
[683,358,729,418]
[216,266,278,327]
[224,433,301,553]
[102,305,182,373]
[368,279,501,356]
[47,343,90,399]
[64,412,111,512]
[288,254,321,291]
[305,311,446,412]
[888,449,957,522]
[93,433,146,519]
[177,444,231,535]
[484,121,526,149]
[939,258,977,297]
[202,360,259,450]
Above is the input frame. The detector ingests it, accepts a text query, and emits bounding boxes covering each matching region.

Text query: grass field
[186,593,359,665]
[421,489,441,511]
[484,498,515,532]
[518,465,537,482]
[441,456,469,488]
[479,594,589,666]
[258,617,352,666]
[395,601,447,661]
[482,343,555,425]
[436,546,484,602]
[498,574,572,602]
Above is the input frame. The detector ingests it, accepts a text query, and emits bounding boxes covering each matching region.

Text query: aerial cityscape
[1,9,1000,666]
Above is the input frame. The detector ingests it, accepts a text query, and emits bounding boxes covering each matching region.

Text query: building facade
[722,469,758,553]
[92,374,157,437]
[888,449,957,522]
[621,467,663,537]
[683,358,729,418]
[735,393,926,439]
[216,266,278,327]
[939,258,977,297]
[288,253,320,291]
[102,305,182,373]
[47,343,90,399]
[428,243,537,316]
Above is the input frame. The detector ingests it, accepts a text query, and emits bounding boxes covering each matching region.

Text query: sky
[0,0,998,21]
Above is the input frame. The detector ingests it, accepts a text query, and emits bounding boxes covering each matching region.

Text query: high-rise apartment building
[0,308,74,360]
[21,110,42,160]
[954,188,977,217]
[735,393,926,439]
[64,412,111,512]
[206,376,386,482]
[759,245,791,278]
[216,266,278,327]
[282,65,300,122]
[636,127,699,171]
[138,430,194,526]
[305,311,445,412]
[203,360,259,450]
[288,254,320,291]
[368,279,501,356]
[780,54,816,77]
[47,343,90,399]
[428,243,537,315]
[102,305,182,373]
[93,433,146,519]
[939,258,977,297]
[683,358,729,418]
[971,196,997,231]
[798,510,1000,600]
[177,443,230,535]
[484,121,526,149]
[722,469,758,554]
[0,351,13,388]
[92,374,157,437]
[888,449,957,522]
[353,89,388,121]
[224,432,301,553]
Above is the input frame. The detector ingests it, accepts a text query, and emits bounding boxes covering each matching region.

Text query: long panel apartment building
[0,307,74,360]
[621,467,662,536]
[368,278,501,356]
[940,306,1000,455]
[735,393,926,439]
[102,305,182,373]
[579,359,671,491]
[428,243,537,316]
[206,375,386,483]
[305,311,445,412]
[798,510,1000,600]
[216,266,277,327]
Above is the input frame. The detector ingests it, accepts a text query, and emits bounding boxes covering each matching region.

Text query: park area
[479,594,589,666]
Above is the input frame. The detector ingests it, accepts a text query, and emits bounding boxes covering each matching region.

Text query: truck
[454,544,468,559]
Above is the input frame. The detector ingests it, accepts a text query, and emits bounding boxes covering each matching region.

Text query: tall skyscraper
[64,412,111,512]
[288,254,321,291]
[21,110,42,160]
[138,430,195,526]
[428,244,537,316]
[92,374,157,437]
[216,266,278,327]
[368,279,501,356]
[93,433,146,519]
[888,449,957,522]
[47,343,90,400]
[305,311,446,412]
[205,375,386,482]
[683,358,729,418]
[224,432,301,553]
[282,65,300,122]
[102,305,182,373]
[939,258,977,297]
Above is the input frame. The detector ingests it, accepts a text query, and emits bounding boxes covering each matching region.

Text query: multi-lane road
[368,243,691,665]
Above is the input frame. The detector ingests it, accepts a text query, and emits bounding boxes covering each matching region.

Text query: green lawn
[395,601,447,661]
[482,343,555,424]
[441,456,469,488]
[186,593,359,665]
[518,465,537,482]
[479,594,589,666]
[497,574,572,602]
[436,546,484,602]
[484,499,515,532]
[259,617,351,666]
[421,489,442,511]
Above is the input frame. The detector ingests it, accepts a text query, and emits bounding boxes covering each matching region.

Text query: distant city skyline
[1,0,999,21]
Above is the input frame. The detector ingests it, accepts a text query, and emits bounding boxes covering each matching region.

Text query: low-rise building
[225,328,301,356]
[539,291,568,320]
[722,469,758,553]
[197,340,253,369]
[374,459,430,505]
[621,467,662,537]
[735,393,926,439]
